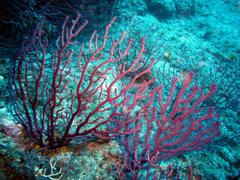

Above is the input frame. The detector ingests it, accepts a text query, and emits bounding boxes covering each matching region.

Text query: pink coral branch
[11,13,154,148]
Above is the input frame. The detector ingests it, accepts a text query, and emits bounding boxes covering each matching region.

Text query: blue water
[0,0,239,179]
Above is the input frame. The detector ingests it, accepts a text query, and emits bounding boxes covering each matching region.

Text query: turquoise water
[0,0,239,179]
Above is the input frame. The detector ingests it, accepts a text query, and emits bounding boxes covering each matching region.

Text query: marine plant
[8,12,220,179]
[9,14,154,149]
[114,72,219,179]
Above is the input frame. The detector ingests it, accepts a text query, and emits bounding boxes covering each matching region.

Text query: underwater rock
[131,0,148,16]
[0,76,4,86]
[174,0,195,16]
[0,75,6,105]
[147,0,176,19]
[113,0,148,22]
[147,0,195,20]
